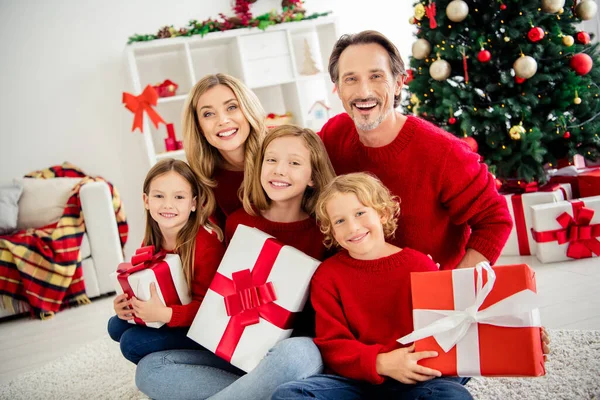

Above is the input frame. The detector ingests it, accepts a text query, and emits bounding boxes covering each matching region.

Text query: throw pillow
[0,180,24,235]
[16,177,82,230]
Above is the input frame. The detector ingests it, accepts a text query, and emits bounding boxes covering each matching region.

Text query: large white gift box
[187,224,321,372]
[531,196,600,263]
[111,246,191,329]
[501,183,572,256]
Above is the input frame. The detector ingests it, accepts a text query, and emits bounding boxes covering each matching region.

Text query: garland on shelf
[127,0,330,44]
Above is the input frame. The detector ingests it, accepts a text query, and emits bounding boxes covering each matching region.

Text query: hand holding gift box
[531,196,600,263]
[111,246,191,329]
[398,262,545,377]
[187,225,321,372]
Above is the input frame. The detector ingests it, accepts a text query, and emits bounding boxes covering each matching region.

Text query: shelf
[157,94,188,104]
[156,149,186,160]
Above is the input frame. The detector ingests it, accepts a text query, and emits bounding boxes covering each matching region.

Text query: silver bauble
[446,0,469,22]
[513,56,538,79]
[412,39,432,60]
[575,0,598,20]
[541,0,565,13]
[430,59,452,81]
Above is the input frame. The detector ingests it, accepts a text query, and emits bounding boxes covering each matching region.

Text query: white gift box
[501,184,572,256]
[111,251,191,329]
[531,196,600,263]
[187,224,321,372]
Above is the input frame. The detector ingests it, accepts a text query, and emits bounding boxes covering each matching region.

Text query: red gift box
[399,263,545,377]
[153,79,179,98]
[579,168,600,198]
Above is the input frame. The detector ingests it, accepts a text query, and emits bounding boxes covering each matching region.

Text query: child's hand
[375,344,442,384]
[426,254,441,269]
[541,327,551,362]
[130,283,172,324]
[113,293,134,321]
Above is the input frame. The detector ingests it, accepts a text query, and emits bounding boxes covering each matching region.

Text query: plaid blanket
[0,162,128,319]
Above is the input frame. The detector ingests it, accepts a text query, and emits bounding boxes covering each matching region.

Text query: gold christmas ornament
[415,3,426,20]
[430,58,452,81]
[574,97,582,104]
[513,55,538,79]
[410,94,419,104]
[562,35,574,46]
[412,38,432,60]
[509,124,526,140]
[575,0,598,20]
[559,7,564,13]
[446,0,469,22]
[541,0,565,13]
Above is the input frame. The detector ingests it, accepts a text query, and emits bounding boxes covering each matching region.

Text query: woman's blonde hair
[143,158,223,294]
[182,73,266,200]
[315,172,400,249]
[243,125,336,217]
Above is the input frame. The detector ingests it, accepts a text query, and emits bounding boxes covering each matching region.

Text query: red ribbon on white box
[398,262,541,376]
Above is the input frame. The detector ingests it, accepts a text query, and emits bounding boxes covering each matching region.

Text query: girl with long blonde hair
[108,159,225,365]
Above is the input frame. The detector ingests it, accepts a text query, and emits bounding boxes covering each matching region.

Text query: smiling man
[318,30,512,270]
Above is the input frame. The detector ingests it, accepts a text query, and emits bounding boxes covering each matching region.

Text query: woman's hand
[376,344,442,384]
[130,283,173,324]
[541,327,551,362]
[113,293,134,321]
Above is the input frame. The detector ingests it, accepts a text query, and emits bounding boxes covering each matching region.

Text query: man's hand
[375,344,441,384]
[130,283,172,324]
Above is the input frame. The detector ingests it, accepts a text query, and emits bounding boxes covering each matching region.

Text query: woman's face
[196,84,251,155]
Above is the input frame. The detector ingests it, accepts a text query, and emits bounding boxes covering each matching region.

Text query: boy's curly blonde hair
[315,172,401,249]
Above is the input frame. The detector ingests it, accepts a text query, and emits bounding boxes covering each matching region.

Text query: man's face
[336,43,402,132]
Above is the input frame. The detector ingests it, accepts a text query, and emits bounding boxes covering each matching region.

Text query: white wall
[0,0,414,259]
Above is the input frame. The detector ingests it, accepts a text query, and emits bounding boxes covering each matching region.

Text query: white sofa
[0,179,124,318]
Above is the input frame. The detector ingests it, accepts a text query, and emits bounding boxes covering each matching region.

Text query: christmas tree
[402,0,600,182]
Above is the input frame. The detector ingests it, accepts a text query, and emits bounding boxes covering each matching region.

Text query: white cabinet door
[244,56,295,88]
[239,31,290,61]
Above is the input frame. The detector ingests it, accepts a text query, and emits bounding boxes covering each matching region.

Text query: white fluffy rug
[1,330,598,400]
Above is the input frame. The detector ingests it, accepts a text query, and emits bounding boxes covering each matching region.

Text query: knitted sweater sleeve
[439,140,513,264]
[168,241,225,327]
[311,271,386,384]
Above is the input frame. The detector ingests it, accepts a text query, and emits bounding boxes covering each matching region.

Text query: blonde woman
[182,73,266,227]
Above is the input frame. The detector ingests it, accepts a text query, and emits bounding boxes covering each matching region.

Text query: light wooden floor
[0,255,598,385]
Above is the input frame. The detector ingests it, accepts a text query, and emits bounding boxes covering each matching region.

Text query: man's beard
[351,104,392,132]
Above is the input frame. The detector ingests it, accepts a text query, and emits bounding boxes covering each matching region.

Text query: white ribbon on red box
[398,262,541,376]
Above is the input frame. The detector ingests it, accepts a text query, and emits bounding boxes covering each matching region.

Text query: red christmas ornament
[500,3,507,10]
[515,76,526,84]
[570,53,593,75]
[461,136,478,152]
[564,131,571,139]
[528,27,545,43]
[477,49,491,63]
[405,69,414,84]
[448,117,457,125]
[576,31,591,44]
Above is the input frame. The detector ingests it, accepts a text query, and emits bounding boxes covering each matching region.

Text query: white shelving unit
[125,15,342,166]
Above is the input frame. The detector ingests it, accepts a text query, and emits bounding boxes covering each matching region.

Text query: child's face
[143,171,197,234]
[326,192,387,260]
[196,84,251,156]
[260,136,314,207]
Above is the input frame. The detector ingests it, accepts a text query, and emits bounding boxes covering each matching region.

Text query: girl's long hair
[182,73,266,202]
[143,158,223,293]
[243,125,336,216]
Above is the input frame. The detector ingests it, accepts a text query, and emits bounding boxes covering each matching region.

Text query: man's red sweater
[212,168,244,228]
[311,248,438,384]
[319,114,512,269]
[225,208,327,261]
[167,226,225,327]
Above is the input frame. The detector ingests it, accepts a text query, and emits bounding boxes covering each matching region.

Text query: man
[318,30,512,270]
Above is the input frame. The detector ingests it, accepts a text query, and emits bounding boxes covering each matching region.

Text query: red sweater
[167,226,225,327]
[319,114,512,269]
[225,208,327,261]
[311,248,438,384]
[213,168,244,228]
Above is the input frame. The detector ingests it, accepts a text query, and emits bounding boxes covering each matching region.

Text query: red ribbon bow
[122,85,166,133]
[532,201,600,259]
[209,238,296,362]
[425,1,437,29]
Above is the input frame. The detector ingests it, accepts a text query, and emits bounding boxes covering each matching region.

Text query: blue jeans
[135,336,323,400]
[271,374,472,400]
[107,315,203,364]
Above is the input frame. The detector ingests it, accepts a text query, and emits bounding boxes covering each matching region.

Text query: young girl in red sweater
[108,159,225,364]
[225,124,336,262]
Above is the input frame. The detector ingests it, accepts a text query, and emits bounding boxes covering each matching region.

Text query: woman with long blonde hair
[182,73,266,227]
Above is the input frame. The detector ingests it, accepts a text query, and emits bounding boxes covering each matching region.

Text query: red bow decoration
[117,245,166,275]
[122,85,166,133]
[425,1,437,29]
[209,238,296,362]
[532,202,600,259]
